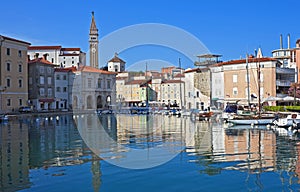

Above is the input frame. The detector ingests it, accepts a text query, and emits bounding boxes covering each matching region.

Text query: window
[6,63,10,71]
[7,99,11,106]
[51,58,54,63]
[63,87,67,92]
[6,48,10,55]
[18,79,22,88]
[196,91,199,98]
[47,68,52,73]
[107,80,111,89]
[39,88,45,96]
[40,67,44,73]
[18,64,22,72]
[233,75,238,83]
[47,77,52,85]
[48,89,52,96]
[56,87,61,92]
[6,78,11,87]
[18,50,22,57]
[233,87,238,95]
[40,76,44,84]
[29,77,32,85]
[88,78,92,88]
[19,99,22,106]
[63,75,67,80]
[97,78,102,88]
[56,75,60,80]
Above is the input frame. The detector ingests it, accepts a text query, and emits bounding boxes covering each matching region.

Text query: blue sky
[1,0,300,70]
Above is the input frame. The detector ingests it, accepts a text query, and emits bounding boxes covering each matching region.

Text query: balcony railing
[276,80,293,87]
[276,67,295,74]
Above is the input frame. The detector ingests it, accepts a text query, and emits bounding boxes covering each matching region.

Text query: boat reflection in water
[1,114,300,191]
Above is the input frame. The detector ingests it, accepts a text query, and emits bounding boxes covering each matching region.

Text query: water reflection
[0,120,30,192]
[1,114,300,191]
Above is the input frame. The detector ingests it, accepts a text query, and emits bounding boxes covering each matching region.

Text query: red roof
[78,66,117,75]
[184,68,209,73]
[174,73,185,78]
[61,48,80,51]
[29,46,61,50]
[1,35,31,45]
[162,80,184,84]
[218,57,277,66]
[60,53,80,56]
[108,55,125,63]
[55,66,77,72]
[28,57,54,65]
[39,98,55,102]
[125,80,150,85]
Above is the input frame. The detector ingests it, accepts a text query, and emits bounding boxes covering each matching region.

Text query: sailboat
[228,53,275,126]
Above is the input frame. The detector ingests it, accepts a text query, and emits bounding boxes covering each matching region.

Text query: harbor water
[1,113,300,191]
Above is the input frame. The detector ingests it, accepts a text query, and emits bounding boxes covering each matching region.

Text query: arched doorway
[87,95,93,109]
[106,95,111,109]
[97,95,102,109]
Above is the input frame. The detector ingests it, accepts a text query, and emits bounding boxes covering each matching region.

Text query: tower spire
[89,11,99,68]
[90,11,98,33]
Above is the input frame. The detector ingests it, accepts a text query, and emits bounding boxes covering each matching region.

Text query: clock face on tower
[91,47,96,53]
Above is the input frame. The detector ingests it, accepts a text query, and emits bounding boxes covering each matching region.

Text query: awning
[39,98,55,102]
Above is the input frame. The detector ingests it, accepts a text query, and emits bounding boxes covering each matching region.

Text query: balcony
[276,80,293,87]
[276,67,295,74]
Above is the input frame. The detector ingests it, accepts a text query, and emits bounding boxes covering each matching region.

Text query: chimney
[280,34,283,49]
[43,53,48,61]
[287,33,290,49]
[34,53,39,59]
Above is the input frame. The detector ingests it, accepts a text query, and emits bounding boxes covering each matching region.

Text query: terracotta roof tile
[29,46,62,50]
[28,57,54,65]
[108,55,125,63]
[78,66,117,75]
[55,66,77,72]
[162,80,184,84]
[218,57,277,66]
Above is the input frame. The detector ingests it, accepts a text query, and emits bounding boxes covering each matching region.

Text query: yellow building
[0,35,30,113]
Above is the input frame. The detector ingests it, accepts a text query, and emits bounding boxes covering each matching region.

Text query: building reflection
[0,121,30,192]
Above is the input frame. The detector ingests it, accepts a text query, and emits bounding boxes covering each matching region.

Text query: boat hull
[228,118,274,125]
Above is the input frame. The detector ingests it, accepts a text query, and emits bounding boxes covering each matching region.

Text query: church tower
[89,11,99,68]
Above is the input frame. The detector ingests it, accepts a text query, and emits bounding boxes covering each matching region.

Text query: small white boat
[228,114,275,125]
[273,113,300,128]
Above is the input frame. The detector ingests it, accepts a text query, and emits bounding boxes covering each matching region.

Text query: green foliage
[264,106,300,112]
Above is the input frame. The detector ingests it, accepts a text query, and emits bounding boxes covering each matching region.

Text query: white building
[72,66,116,110]
[210,64,224,109]
[160,80,185,108]
[184,68,210,110]
[28,46,86,68]
[54,67,76,111]
[108,53,126,72]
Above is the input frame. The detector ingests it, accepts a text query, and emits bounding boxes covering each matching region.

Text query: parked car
[19,106,33,113]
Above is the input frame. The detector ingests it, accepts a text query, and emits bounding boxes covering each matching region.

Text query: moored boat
[228,114,275,125]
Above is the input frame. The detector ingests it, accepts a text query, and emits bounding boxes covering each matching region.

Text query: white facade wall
[55,71,69,110]
[211,66,224,108]
[184,71,210,110]
[28,49,60,64]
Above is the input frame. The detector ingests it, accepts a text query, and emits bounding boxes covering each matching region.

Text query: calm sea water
[1,113,300,192]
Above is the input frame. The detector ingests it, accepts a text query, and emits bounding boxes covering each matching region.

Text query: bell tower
[89,11,99,68]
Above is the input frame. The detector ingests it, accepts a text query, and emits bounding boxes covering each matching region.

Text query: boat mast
[257,58,261,116]
[246,54,251,107]
[179,58,183,109]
